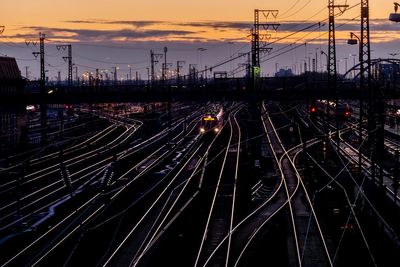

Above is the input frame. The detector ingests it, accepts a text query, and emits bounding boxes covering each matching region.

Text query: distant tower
[67,45,72,87]
[251,9,279,79]
[150,50,163,86]
[37,33,47,144]
[327,0,348,91]
[57,71,61,85]
[328,0,348,151]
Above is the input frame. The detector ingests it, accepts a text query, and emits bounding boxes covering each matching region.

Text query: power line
[279,0,302,17]
[231,14,360,76]
[262,15,360,65]
[224,2,362,76]
[279,0,315,20]
[0,52,36,61]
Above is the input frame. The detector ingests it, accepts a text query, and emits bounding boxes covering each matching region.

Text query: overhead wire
[268,2,360,48]
[262,14,361,62]
[0,51,36,61]
[173,20,325,80]
[279,0,314,20]
[279,0,302,17]
[231,13,361,76]
[151,2,336,80]
[260,15,360,65]
[46,61,67,68]
[236,1,361,76]
[179,22,326,78]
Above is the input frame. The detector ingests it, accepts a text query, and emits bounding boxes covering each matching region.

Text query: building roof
[0,57,21,80]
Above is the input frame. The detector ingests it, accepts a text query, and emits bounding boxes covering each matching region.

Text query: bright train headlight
[200,128,205,133]
[214,128,219,133]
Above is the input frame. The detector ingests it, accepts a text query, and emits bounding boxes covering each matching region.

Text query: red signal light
[310,107,317,113]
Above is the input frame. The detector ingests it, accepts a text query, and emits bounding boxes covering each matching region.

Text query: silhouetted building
[0,57,26,151]
[275,68,294,77]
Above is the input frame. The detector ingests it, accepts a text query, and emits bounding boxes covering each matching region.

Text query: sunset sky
[1,0,399,79]
[1,0,394,24]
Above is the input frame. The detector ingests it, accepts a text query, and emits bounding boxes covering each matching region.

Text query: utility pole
[57,71,61,86]
[360,0,372,90]
[328,0,347,79]
[328,0,348,149]
[163,47,168,82]
[150,50,163,86]
[251,9,279,80]
[176,60,185,84]
[189,64,197,83]
[161,48,173,145]
[95,68,100,86]
[146,67,150,86]
[163,47,172,140]
[114,66,118,85]
[312,58,316,72]
[304,61,307,73]
[30,33,47,144]
[150,50,155,85]
[251,9,279,116]
[56,44,73,88]
[197,47,207,78]
[251,9,279,172]
[362,0,382,187]
[128,65,132,83]
[74,66,78,86]
[25,66,29,80]
[67,45,72,87]
[349,32,365,179]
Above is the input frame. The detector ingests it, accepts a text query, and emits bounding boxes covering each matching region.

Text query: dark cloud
[64,19,164,28]
[174,21,251,30]
[9,18,400,44]
[59,18,400,34]
[168,36,208,41]
[16,26,196,41]
[172,19,400,34]
[63,19,249,29]
[64,20,107,24]
[277,19,400,32]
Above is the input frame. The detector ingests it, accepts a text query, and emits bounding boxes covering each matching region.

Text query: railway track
[0,108,203,266]
[194,107,243,267]
[194,103,329,267]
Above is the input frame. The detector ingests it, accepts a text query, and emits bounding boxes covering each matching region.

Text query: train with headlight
[310,100,352,121]
[199,106,224,134]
